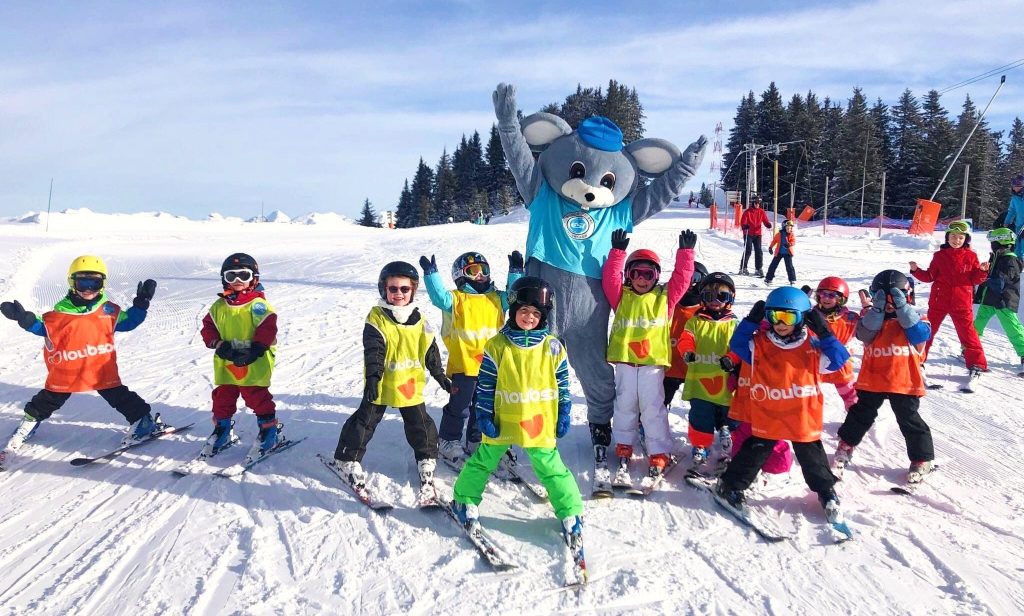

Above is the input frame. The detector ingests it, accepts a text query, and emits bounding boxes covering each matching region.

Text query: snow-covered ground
[1,205,1022,615]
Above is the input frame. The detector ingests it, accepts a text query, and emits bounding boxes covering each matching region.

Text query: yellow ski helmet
[67,255,108,288]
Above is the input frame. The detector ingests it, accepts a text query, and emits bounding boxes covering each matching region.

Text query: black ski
[684,474,791,542]
[317,453,395,512]
[437,497,518,571]
[215,437,305,477]
[70,422,196,467]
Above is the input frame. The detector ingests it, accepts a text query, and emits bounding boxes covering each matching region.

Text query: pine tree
[497,184,518,216]
[948,95,1002,225]
[722,91,757,192]
[920,90,957,207]
[560,84,604,129]
[888,89,929,212]
[395,179,413,229]
[357,198,380,227]
[483,124,515,211]
[788,91,824,209]
[433,149,457,224]
[1002,117,1024,180]
[405,159,434,228]
[834,88,882,218]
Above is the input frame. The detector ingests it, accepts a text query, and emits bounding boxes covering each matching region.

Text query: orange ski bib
[42,305,122,393]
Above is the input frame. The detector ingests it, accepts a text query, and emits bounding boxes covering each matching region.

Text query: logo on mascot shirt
[749,383,819,402]
[46,342,116,365]
[562,211,596,240]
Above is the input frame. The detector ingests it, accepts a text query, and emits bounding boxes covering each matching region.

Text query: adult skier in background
[764,219,798,286]
[0,255,159,469]
[739,195,772,277]
[1003,174,1024,258]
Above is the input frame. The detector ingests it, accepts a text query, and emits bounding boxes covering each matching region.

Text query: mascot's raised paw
[678,135,709,176]
[493,83,518,124]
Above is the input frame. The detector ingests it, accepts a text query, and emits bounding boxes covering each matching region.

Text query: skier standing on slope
[717,286,850,522]
[419,250,523,471]
[739,195,772,277]
[973,228,1024,373]
[199,253,283,463]
[330,261,450,502]
[833,270,936,483]
[0,255,159,468]
[1003,174,1024,258]
[452,276,584,549]
[603,229,696,481]
[909,220,989,389]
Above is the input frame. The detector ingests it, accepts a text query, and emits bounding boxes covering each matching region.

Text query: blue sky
[1,0,1020,220]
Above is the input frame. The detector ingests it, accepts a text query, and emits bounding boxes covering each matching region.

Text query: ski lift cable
[937,59,1024,95]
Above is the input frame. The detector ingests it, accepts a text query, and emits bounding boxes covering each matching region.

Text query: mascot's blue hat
[577,116,624,152]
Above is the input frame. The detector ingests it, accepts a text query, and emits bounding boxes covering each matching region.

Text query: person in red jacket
[909,220,989,388]
[739,195,773,277]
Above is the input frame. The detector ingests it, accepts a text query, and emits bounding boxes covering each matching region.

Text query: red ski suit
[911,245,988,370]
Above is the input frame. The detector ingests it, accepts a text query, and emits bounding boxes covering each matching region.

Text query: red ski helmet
[816,276,850,305]
[624,249,661,274]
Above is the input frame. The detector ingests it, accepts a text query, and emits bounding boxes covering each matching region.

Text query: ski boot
[438,438,467,468]
[452,501,479,529]
[494,448,518,481]
[833,440,855,478]
[907,460,934,484]
[1019,357,1024,377]
[714,479,747,509]
[717,426,733,458]
[6,414,42,452]
[201,418,236,458]
[561,515,584,551]
[754,269,764,278]
[122,413,160,446]
[246,414,282,463]
[334,459,368,488]
[612,444,634,486]
[691,446,709,467]
[818,489,844,525]
[416,458,439,506]
[963,367,983,393]
[739,267,750,276]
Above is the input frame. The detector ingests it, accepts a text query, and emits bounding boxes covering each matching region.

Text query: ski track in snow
[0,207,1022,614]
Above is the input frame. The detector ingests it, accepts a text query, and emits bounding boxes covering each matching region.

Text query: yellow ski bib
[441,290,504,377]
[366,306,434,407]
[606,286,671,366]
[209,297,277,387]
[681,317,737,405]
[482,334,565,448]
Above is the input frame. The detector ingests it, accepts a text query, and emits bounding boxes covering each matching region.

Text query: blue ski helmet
[765,286,812,314]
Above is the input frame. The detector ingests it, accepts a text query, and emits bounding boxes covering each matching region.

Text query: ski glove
[768,247,774,255]
[744,300,766,324]
[419,255,438,275]
[679,229,697,250]
[861,302,885,332]
[889,287,908,309]
[133,279,157,310]
[800,285,813,298]
[611,228,630,251]
[719,355,737,372]
[683,351,697,363]
[439,376,452,393]
[477,408,499,439]
[0,300,38,330]
[895,304,921,329]
[871,289,888,310]
[556,402,571,438]
[232,342,267,367]
[508,250,524,272]
[804,308,833,339]
[215,341,237,360]
[363,377,381,403]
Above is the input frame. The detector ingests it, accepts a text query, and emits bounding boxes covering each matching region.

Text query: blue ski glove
[871,289,888,310]
[889,287,908,309]
[133,279,157,310]
[1,300,38,330]
[477,408,499,439]
[860,303,885,332]
[419,255,438,275]
[556,402,571,438]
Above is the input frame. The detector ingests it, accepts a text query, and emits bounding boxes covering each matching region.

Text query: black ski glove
[133,279,157,310]
[719,355,737,372]
[215,342,237,361]
[679,229,697,250]
[363,376,381,403]
[611,228,630,251]
[800,285,813,298]
[683,351,697,363]
[233,342,267,367]
[419,255,437,275]
[439,376,452,393]
[508,250,524,271]
[804,309,832,339]
[744,300,766,324]
[1,300,38,330]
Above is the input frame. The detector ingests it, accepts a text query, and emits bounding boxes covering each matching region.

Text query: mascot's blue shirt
[526,181,634,279]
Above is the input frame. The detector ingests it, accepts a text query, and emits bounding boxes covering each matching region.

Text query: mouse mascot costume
[492,82,706,476]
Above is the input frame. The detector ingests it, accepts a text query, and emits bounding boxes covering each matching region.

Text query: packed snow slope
[0,206,1022,616]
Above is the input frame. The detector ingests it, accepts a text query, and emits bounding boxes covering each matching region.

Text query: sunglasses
[701,289,734,304]
[387,285,413,294]
[462,263,490,278]
[72,276,104,292]
[766,308,802,326]
[816,290,842,300]
[628,268,658,282]
[223,269,254,283]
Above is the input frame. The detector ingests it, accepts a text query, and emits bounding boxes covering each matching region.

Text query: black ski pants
[663,376,684,407]
[741,234,764,271]
[764,254,796,284]
[437,373,480,445]
[25,385,150,423]
[334,401,438,462]
[837,390,934,462]
[720,436,835,496]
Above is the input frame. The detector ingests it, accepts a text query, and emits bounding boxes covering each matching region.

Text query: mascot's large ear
[522,113,573,153]
[625,138,682,178]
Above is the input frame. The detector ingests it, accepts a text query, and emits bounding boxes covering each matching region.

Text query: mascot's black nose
[585,193,595,202]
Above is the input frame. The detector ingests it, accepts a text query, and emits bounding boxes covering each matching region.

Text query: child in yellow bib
[602,228,696,484]
[419,250,523,469]
[452,276,584,557]
[331,261,451,503]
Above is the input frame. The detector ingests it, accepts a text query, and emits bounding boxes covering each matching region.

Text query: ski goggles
[72,275,105,292]
[701,289,734,304]
[627,267,658,282]
[689,271,706,288]
[816,290,843,300]
[461,263,490,278]
[386,285,413,294]
[946,221,971,234]
[766,308,803,326]
[222,269,255,284]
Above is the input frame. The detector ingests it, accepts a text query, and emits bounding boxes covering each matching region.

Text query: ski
[562,529,588,588]
[172,436,241,476]
[612,456,643,495]
[437,496,518,572]
[684,474,791,542]
[212,437,305,478]
[416,479,443,509]
[317,453,395,512]
[636,455,681,497]
[890,463,939,495]
[591,445,613,499]
[69,422,196,467]
[504,463,549,501]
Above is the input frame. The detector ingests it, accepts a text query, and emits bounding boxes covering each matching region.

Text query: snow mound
[290,212,353,226]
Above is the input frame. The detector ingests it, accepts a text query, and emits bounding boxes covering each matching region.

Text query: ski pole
[930,75,1006,201]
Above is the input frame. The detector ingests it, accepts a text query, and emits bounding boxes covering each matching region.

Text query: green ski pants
[974,305,1024,357]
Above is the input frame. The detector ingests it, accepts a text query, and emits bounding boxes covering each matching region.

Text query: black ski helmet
[378,261,420,300]
[700,272,736,295]
[691,261,709,288]
[508,276,555,328]
[221,253,259,288]
[869,269,914,304]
